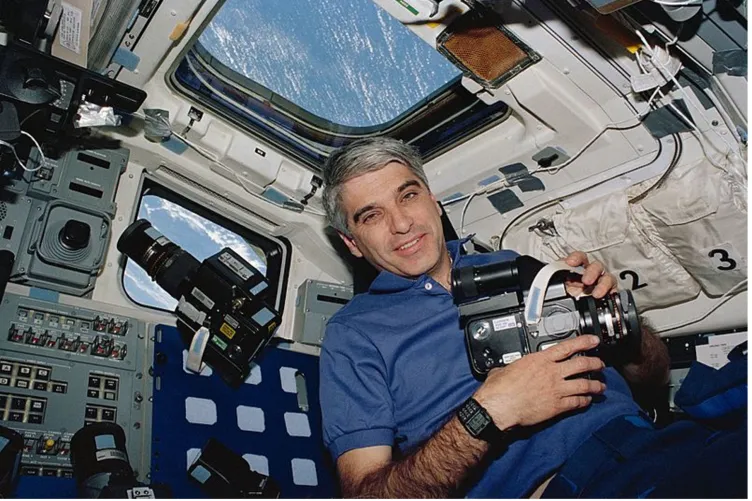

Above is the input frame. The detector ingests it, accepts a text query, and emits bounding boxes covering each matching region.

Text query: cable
[170,129,327,218]
[129,110,327,217]
[177,131,327,217]
[459,192,480,236]
[530,118,647,176]
[0,130,46,172]
[650,0,702,5]
[628,132,682,203]
[654,279,748,333]
[702,86,745,146]
[19,108,45,127]
[635,30,746,167]
[454,84,664,234]
[497,134,674,249]
[496,198,561,250]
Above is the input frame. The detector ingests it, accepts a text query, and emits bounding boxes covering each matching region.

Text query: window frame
[167,3,512,169]
[190,40,456,136]
[121,179,292,316]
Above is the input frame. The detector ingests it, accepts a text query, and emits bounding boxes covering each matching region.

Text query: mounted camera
[0,425,23,497]
[70,422,170,498]
[188,438,279,498]
[118,219,280,387]
[452,255,641,378]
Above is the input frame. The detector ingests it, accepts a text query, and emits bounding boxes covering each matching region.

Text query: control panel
[0,292,152,479]
[8,308,132,363]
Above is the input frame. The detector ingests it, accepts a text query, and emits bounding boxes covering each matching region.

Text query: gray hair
[322,137,429,236]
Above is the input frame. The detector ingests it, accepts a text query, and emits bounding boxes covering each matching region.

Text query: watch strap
[457,397,503,442]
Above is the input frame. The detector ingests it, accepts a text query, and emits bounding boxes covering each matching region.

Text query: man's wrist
[472,392,518,432]
[457,397,509,443]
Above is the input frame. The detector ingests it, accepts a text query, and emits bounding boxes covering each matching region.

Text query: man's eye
[362,213,376,224]
[403,191,418,201]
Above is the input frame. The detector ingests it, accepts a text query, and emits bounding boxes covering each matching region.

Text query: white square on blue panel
[186,448,201,470]
[291,458,318,486]
[284,412,311,437]
[182,350,213,377]
[185,397,217,425]
[244,363,262,385]
[242,453,269,476]
[236,405,265,432]
[279,367,298,393]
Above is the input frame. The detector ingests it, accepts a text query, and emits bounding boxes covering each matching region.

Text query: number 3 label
[704,243,744,272]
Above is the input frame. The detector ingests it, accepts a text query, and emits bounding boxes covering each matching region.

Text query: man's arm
[338,418,489,498]
[618,326,670,386]
[335,335,607,498]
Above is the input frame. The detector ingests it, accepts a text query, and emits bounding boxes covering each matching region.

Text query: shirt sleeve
[319,320,395,460]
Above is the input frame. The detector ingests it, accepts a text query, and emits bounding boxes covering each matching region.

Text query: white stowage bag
[637,157,748,297]
[502,191,702,310]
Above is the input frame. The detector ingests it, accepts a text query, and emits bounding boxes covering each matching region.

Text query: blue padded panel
[150,325,337,498]
[15,476,76,498]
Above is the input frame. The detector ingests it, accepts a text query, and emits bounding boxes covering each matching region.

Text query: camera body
[188,438,279,498]
[70,422,170,498]
[0,425,22,497]
[452,255,640,378]
[174,247,280,386]
[118,220,281,387]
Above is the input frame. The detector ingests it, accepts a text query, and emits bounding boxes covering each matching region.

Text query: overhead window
[198,0,460,128]
[122,181,286,312]
[171,0,510,167]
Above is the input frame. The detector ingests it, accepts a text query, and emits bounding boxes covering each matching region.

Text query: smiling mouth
[395,235,423,252]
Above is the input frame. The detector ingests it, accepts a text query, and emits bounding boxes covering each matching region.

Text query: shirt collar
[368,236,473,293]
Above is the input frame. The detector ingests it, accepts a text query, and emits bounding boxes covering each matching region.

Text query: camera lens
[577,289,640,345]
[451,260,519,302]
[117,219,200,299]
[70,423,135,498]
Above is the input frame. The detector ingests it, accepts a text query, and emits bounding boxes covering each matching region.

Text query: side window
[122,185,276,312]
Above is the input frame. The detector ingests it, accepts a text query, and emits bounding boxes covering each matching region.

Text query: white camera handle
[524,261,586,328]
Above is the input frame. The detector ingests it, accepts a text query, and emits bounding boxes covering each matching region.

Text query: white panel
[284,412,312,437]
[243,454,270,476]
[279,367,298,393]
[185,397,217,425]
[291,458,318,486]
[244,363,262,385]
[186,448,201,469]
[236,405,265,432]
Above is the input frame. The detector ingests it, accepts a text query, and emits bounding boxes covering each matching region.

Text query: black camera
[118,219,281,387]
[0,425,23,497]
[452,255,641,378]
[70,422,170,498]
[187,438,279,498]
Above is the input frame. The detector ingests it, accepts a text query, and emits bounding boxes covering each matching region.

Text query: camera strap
[524,261,585,328]
[186,326,210,374]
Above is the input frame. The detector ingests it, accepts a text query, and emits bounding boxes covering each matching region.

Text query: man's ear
[338,231,364,258]
[431,192,442,216]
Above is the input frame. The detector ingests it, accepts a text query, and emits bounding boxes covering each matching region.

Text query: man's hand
[563,251,617,299]
[473,335,607,430]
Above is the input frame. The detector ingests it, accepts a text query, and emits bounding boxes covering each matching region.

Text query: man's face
[338,161,446,279]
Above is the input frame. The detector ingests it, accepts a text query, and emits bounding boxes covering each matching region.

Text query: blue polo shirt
[320,240,641,497]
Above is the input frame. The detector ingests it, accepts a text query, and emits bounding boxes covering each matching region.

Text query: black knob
[59,220,90,250]
[24,67,48,89]
[227,343,243,361]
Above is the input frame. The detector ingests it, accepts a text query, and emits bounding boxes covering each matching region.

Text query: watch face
[467,412,489,435]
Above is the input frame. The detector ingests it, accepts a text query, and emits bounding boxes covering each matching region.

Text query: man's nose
[389,208,413,234]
